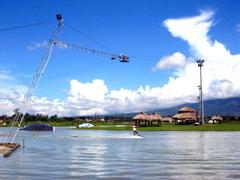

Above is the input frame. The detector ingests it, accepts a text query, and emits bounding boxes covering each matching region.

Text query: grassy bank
[75,122,240,131]
[4,121,240,131]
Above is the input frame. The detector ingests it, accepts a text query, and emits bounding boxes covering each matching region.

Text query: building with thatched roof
[132,112,149,126]
[161,116,175,123]
[173,106,197,124]
[132,112,162,126]
[178,107,196,113]
[209,115,223,124]
[149,113,162,126]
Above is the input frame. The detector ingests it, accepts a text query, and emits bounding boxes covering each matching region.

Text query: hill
[154,97,240,116]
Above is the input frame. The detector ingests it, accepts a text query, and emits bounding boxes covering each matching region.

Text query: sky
[0,0,240,116]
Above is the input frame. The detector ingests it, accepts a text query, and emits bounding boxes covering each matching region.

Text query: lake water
[1,127,240,179]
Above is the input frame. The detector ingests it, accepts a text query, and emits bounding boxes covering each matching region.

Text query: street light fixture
[196,59,204,124]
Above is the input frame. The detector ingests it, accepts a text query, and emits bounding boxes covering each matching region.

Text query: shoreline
[74,123,240,131]
[2,122,240,131]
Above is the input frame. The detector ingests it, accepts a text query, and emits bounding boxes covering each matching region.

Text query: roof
[149,113,162,120]
[133,112,149,120]
[173,112,197,120]
[179,106,196,113]
[211,115,223,121]
[161,116,174,122]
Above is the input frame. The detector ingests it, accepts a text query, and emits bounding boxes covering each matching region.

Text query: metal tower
[196,59,204,125]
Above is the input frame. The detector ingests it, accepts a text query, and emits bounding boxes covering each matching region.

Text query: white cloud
[68,79,108,102]
[152,52,188,71]
[0,78,196,116]
[0,70,15,81]
[27,41,48,51]
[236,23,240,32]
[0,91,24,116]
[162,10,240,101]
[164,10,214,56]
[28,97,66,116]
[0,70,27,94]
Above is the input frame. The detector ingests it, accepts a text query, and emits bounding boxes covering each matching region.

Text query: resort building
[133,112,149,126]
[149,113,162,126]
[209,115,223,124]
[161,116,175,123]
[173,107,198,124]
[133,112,162,126]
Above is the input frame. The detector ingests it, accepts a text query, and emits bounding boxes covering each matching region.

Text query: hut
[132,112,149,126]
[173,107,197,124]
[161,116,175,123]
[133,112,162,126]
[209,115,223,124]
[149,113,162,126]
[0,119,3,126]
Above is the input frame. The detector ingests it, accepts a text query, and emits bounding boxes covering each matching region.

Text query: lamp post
[196,59,204,124]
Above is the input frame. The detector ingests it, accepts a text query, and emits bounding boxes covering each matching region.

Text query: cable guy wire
[66,23,116,54]
[0,21,51,33]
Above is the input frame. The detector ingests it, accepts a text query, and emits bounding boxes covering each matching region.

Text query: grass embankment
[76,122,240,131]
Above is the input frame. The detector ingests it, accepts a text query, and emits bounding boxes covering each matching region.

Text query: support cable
[66,23,116,54]
[0,21,51,33]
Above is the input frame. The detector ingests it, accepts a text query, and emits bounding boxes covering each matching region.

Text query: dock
[0,143,20,158]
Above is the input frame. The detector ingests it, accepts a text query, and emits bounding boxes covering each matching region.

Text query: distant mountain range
[114,97,240,117]
[153,97,240,117]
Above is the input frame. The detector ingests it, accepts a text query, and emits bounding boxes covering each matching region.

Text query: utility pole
[196,59,204,124]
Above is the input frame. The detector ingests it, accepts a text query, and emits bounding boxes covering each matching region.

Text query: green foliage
[3,113,240,131]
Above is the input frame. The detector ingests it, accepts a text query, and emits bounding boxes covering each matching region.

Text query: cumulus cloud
[68,79,108,102]
[0,91,24,116]
[162,10,240,100]
[152,52,189,71]
[164,11,213,56]
[64,80,197,116]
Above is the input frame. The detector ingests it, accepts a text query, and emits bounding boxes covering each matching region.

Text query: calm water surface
[1,127,240,179]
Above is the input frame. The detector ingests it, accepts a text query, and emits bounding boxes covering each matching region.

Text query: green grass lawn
[75,122,240,131]
[10,120,240,131]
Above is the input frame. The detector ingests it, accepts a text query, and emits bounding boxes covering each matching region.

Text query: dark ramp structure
[20,123,55,131]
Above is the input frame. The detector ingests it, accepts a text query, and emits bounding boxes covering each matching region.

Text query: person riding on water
[132,124,141,136]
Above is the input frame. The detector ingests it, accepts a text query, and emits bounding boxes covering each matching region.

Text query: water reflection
[1,128,240,179]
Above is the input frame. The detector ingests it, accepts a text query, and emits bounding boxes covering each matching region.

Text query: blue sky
[1,0,240,116]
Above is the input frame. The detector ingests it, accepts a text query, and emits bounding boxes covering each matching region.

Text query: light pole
[196,59,204,124]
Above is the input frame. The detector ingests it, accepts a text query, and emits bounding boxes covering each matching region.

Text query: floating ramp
[20,123,55,131]
[0,143,20,158]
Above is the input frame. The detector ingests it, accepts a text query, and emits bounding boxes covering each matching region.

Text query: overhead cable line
[66,23,116,54]
[66,24,159,62]
[0,21,51,33]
